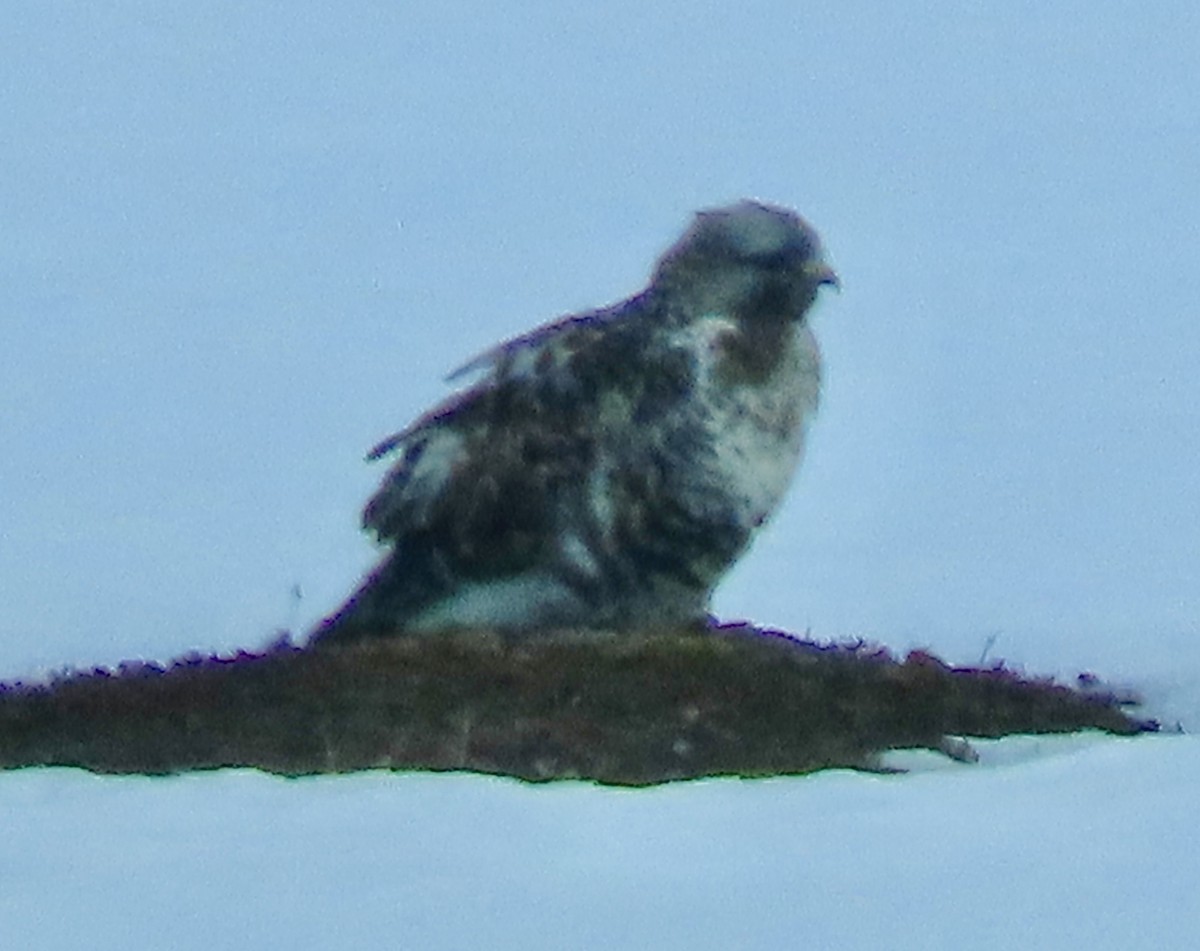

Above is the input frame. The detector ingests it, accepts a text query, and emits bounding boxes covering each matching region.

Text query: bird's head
[653,200,838,323]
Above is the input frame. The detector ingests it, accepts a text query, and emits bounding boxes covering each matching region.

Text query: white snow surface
[4,3,1200,946]
[3,736,1198,950]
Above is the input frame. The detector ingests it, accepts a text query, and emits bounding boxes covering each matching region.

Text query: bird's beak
[807,261,840,291]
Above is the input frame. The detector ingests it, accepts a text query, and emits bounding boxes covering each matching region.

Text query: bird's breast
[677,316,821,527]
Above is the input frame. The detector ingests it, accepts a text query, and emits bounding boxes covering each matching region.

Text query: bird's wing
[360,299,673,567]
[365,304,631,464]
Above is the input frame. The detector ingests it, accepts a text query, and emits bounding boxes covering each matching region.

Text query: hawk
[311,200,837,643]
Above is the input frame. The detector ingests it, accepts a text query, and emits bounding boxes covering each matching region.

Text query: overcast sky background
[3,2,1198,690]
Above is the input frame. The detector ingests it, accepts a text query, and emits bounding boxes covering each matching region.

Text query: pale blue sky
[3,2,1198,678]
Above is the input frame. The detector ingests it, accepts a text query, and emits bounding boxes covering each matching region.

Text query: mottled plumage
[312,200,837,642]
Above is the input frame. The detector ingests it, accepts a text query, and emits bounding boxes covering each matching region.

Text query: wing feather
[360,304,650,552]
[444,294,645,382]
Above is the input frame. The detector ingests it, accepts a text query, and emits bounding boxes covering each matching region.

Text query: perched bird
[311,200,837,643]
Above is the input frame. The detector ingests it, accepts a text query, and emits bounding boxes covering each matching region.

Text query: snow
[4,736,1197,950]
[3,2,1200,946]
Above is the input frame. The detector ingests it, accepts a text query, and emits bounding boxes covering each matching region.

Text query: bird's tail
[307,551,441,646]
